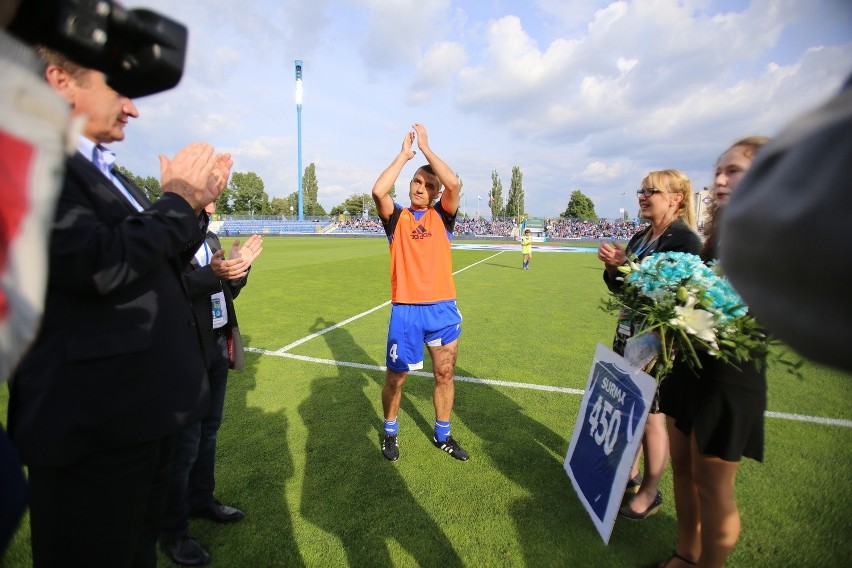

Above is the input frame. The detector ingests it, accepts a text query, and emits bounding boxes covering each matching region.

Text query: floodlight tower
[295,60,304,220]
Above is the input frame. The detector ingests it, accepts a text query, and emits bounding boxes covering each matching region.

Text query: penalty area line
[274,301,391,354]
[451,250,505,276]
[246,348,852,428]
[273,250,505,355]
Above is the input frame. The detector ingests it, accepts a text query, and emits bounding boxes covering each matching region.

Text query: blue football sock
[434,420,451,442]
[384,418,398,436]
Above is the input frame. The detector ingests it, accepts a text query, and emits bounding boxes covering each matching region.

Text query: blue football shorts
[385,301,463,372]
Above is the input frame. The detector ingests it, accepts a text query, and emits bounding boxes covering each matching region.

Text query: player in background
[371,123,468,462]
[521,229,532,270]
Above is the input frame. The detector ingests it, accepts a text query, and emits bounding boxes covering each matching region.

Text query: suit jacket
[183,231,248,366]
[8,151,211,466]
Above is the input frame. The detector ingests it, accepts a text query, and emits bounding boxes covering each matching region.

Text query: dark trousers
[27,435,175,568]
[161,332,229,538]
[0,425,27,554]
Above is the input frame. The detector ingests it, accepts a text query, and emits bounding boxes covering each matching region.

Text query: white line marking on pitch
[245,348,852,428]
[250,349,583,394]
[274,250,505,355]
[262,247,852,429]
[764,411,852,428]
[274,301,391,354]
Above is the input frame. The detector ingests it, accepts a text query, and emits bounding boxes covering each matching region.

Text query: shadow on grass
[450,362,679,566]
[297,318,463,566]
[177,333,307,567]
[484,262,524,270]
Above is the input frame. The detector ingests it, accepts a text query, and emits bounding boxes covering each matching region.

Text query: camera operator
[0,0,232,567]
[1,8,71,556]
[5,39,232,567]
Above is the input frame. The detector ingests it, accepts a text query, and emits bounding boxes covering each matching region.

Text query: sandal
[625,473,642,495]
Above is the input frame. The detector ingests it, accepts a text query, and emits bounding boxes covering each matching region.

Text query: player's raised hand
[401,130,416,161]
[412,123,430,154]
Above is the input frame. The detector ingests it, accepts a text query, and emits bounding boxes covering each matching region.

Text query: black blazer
[183,231,248,365]
[603,218,702,292]
[9,152,211,466]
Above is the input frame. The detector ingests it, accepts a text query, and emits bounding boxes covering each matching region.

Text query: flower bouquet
[602,251,796,380]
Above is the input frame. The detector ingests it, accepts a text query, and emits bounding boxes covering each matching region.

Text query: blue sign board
[564,344,658,543]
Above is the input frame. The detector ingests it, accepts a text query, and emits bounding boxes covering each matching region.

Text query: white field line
[764,411,852,428]
[451,250,505,276]
[274,301,391,354]
[260,247,850,429]
[245,348,852,428]
[249,348,584,394]
[273,250,505,355]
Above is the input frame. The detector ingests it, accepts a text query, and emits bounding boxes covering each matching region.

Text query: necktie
[92,145,113,178]
[92,145,144,211]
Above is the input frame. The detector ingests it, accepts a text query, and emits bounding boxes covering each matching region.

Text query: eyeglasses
[636,188,664,198]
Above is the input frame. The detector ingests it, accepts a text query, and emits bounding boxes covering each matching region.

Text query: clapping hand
[211,234,263,281]
[159,143,232,213]
[231,234,263,266]
[597,242,627,277]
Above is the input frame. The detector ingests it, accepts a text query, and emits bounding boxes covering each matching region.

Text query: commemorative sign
[564,343,658,543]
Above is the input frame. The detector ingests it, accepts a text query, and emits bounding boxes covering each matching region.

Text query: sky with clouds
[117,0,852,219]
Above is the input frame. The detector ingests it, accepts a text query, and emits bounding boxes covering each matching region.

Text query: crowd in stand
[335,216,650,240]
[337,218,384,233]
[454,218,516,237]
[546,218,645,240]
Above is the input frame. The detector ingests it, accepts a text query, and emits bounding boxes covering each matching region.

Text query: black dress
[661,238,768,462]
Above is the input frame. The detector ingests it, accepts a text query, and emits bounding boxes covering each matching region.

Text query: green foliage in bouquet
[602,251,802,380]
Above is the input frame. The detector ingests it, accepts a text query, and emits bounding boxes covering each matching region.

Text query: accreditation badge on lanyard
[617,309,633,339]
[210,290,227,328]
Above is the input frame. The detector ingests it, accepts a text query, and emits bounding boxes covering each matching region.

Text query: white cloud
[406,41,467,105]
[357,0,452,71]
[108,0,852,220]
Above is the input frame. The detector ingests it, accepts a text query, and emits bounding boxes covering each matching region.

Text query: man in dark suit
[7,47,232,567]
[160,205,262,566]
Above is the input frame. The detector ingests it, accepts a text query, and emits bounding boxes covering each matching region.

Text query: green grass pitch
[2,236,851,567]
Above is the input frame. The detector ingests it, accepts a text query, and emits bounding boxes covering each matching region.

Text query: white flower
[670,296,717,346]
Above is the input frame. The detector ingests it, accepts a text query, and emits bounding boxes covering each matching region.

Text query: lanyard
[631,230,659,258]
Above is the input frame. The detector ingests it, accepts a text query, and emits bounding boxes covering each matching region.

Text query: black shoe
[381,434,399,461]
[433,435,469,461]
[625,474,642,495]
[645,551,697,568]
[190,500,245,523]
[160,536,211,566]
[619,491,662,520]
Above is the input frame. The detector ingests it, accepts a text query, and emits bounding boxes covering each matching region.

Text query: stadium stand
[216,218,326,236]
[214,215,651,241]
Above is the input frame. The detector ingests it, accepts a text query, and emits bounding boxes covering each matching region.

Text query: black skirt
[660,355,767,463]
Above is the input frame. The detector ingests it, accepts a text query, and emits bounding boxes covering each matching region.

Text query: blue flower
[605,251,768,380]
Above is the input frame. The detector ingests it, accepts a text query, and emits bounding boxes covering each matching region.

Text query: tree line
[488,168,599,220]
[117,162,600,219]
[116,163,328,216]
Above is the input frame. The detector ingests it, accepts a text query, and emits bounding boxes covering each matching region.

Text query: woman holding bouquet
[652,137,769,568]
[597,170,701,520]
